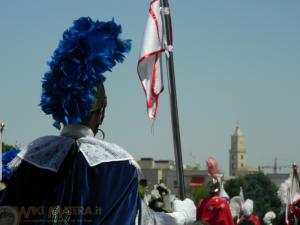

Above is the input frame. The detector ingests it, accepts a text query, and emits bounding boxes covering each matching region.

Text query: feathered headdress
[206,157,222,194]
[243,199,254,216]
[206,156,220,176]
[40,17,131,128]
[263,211,276,224]
[2,149,20,183]
[230,196,243,219]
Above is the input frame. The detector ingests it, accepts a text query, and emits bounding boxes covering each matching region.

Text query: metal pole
[161,0,185,199]
[293,163,300,187]
[0,123,5,182]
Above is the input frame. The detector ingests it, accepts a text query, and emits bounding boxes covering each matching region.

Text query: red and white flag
[286,164,300,224]
[138,0,165,119]
[289,164,300,203]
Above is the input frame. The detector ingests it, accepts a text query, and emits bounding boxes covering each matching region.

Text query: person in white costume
[237,199,261,225]
[277,164,300,225]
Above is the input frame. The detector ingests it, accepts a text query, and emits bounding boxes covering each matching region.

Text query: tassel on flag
[137,0,165,119]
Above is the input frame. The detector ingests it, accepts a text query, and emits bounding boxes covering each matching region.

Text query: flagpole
[160,0,185,200]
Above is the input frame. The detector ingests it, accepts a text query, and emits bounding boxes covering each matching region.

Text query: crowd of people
[0,16,299,225]
[140,168,298,225]
[195,160,300,225]
[138,173,298,225]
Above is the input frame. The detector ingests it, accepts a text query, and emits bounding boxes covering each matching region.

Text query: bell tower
[229,121,247,176]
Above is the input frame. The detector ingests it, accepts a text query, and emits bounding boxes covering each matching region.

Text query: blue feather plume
[2,148,20,183]
[40,17,131,128]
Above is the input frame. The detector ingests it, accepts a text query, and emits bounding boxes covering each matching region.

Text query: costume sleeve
[217,200,235,225]
[196,199,206,221]
[78,160,141,225]
[252,215,261,225]
[0,159,59,207]
[140,198,196,225]
[237,215,245,225]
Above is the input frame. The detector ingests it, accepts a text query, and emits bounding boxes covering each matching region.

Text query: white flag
[239,186,245,209]
[138,0,164,119]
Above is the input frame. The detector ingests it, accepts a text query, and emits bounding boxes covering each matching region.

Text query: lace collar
[10,125,139,173]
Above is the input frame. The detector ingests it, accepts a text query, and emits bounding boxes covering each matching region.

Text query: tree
[2,142,15,152]
[224,172,281,220]
[189,186,209,205]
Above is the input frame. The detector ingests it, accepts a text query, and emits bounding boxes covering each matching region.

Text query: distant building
[137,158,208,196]
[229,122,259,176]
[138,123,290,195]
[259,158,291,187]
[266,173,289,187]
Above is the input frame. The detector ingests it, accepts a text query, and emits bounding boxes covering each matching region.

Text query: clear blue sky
[0,0,299,175]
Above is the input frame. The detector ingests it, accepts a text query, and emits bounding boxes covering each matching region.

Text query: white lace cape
[10,135,139,173]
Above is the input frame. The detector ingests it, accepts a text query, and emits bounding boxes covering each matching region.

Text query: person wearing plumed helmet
[238,199,261,225]
[196,157,235,225]
[0,17,195,225]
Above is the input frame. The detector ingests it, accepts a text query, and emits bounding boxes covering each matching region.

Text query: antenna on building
[260,158,292,174]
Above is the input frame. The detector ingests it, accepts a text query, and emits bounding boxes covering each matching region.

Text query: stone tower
[229,122,247,176]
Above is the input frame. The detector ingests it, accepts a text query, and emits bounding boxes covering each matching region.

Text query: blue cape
[0,143,141,225]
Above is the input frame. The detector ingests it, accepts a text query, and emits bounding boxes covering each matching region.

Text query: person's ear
[95,108,106,124]
[91,110,102,124]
